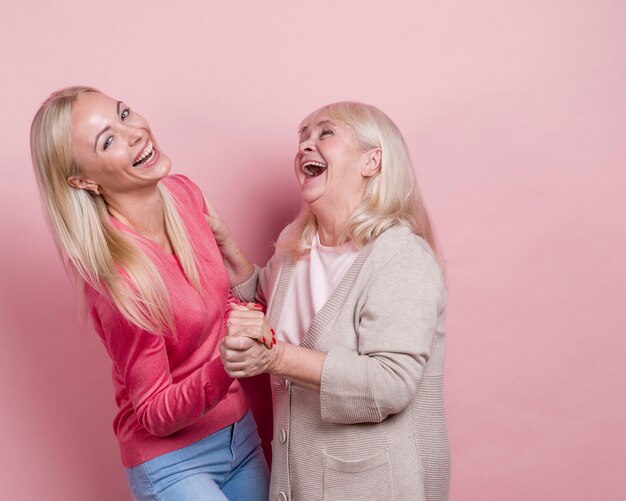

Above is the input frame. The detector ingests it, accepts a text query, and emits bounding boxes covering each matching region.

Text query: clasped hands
[220,302,284,378]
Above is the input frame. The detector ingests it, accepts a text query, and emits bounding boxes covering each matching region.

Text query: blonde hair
[30,86,201,336]
[282,101,443,268]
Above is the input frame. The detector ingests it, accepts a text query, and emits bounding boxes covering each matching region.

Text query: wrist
[229,261,255,286]
[266,341,286,375]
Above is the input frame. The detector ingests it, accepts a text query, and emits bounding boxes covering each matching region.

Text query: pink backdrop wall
[1,1,624,499]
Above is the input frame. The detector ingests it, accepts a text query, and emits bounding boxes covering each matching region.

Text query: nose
[298,137,315,154]
[127,126,145,145]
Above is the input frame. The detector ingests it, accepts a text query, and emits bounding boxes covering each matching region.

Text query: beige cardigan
[234,225,450,501]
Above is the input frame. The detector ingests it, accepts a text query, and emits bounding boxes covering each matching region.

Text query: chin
[301,191,323,206]
[149,157,172,179]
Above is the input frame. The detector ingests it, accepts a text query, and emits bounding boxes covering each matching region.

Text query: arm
[202,196,254,287]
[93,295,234,437]
[320,243,445,424]
[220,303,326,390]
[220,243,444,409]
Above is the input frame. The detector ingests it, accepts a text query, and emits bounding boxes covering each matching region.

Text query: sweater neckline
[110,216,178,260]
[268,235,378,351]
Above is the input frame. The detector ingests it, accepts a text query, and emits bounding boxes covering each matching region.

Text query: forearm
[135,357,234,437]
[269,342,326,391]
[204,214,254,287]
[218,231,255,287]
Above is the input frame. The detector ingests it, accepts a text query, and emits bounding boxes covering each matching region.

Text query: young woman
[217,101,450,501]
[30,86,269,501]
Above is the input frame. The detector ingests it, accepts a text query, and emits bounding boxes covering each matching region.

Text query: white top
[277,233,360,345]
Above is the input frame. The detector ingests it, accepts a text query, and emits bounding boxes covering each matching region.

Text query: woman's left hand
[220,303,284,378]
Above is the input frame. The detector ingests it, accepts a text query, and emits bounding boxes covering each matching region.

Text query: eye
[103,135,113,151]
[320,129,334,138]
[121,108,130,121]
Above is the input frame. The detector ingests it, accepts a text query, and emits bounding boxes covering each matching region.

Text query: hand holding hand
[220,303,284,378]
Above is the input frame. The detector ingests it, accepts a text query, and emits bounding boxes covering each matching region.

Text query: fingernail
[271,328,276,335]
[262,336,266,344]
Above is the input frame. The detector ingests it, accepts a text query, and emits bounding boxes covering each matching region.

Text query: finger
[227,320,267,339]
[227,313,268,331]
[228,326,273,349]
[220,346,253,364]
[229,319,267,331]
[228,308,266,320]
[226,313,265,331]
[202,197,224,224]
[229,303,251,312]
[222,335,256,351]
[223,360,255,372]
[225,369,253,379]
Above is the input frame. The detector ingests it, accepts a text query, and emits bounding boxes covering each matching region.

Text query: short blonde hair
[31,86,201,335]
[282,101,442,268]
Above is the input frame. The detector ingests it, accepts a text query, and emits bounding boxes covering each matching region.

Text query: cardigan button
[277,491,288,501]
[280,428,288,444]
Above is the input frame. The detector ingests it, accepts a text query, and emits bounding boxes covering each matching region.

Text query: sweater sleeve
[231,249,278,306]
[232,265,261,304]
[92,297,234,437]
[319,241,445,424]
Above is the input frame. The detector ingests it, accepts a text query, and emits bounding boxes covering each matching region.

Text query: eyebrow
[298,120,335,136]
[93,101,123,152]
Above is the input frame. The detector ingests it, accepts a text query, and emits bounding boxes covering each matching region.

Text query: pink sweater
[86,174,248,467]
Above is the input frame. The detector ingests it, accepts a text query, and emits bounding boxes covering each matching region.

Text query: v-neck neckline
[268,237,378,350]
[110,216,177,259]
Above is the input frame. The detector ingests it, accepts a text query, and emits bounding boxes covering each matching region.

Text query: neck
[105,184,166,239]
[309,185,367,247]
[313,205,353,247]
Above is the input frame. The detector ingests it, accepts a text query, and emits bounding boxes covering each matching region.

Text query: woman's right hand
[202,196,255,287]
[203,196,230,246]
[220,303,284,378]
[226,302,275,349]
[222,303,326,390]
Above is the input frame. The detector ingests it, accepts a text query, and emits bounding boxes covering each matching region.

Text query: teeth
[133,142,154,167]
[302,161,327,177]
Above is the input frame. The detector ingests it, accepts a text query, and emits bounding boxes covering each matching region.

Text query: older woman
[30,86,269,501]
[217,102,450,501]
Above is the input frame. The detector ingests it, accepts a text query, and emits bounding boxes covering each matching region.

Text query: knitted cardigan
[233,224,450,501]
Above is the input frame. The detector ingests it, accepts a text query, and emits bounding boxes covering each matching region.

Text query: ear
[67,176,99,194]
[361,148,382,178]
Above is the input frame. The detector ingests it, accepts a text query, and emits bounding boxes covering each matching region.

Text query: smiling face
[68,92,171,196]
[294,111,379,219]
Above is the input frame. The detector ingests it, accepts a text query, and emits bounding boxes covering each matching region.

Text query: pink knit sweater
[86,174,248,467]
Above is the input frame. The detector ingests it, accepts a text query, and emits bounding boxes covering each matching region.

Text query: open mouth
[302,161,327,177]
[133,141,155,168]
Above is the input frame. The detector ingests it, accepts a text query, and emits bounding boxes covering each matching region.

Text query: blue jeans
[125,411,269,500]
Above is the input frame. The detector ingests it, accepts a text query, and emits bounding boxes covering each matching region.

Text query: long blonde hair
[30,86,201,336]
[282,101,443,268]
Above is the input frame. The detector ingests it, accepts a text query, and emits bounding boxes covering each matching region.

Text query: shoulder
[366,225,444,289]
[271,220,301,263]
[275,220,298,246]
[161,174,205,214]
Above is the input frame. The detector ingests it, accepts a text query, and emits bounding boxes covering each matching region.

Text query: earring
[93,186,100,196]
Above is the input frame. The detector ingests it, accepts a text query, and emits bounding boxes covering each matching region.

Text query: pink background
[1,1,625,499]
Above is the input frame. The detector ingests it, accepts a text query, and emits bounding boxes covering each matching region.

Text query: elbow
[370,363,421,420]
[136,406,183,437]
[140,418,178,437]
[373,385,416,420]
